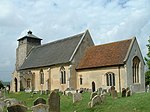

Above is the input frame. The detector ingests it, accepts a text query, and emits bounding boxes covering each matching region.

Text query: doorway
[92,81,96,92]
[14,78,17,92]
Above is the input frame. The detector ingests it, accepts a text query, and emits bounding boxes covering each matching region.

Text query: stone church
[10,30,145,93]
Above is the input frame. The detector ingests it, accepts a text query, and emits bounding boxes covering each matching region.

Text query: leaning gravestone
[32,103,49,112]
[7,104,27,112]
[73,93,82,103]
[34,97,46,106]
[48,91,60,112]
[90,95,101,108]
[90,92,97,100]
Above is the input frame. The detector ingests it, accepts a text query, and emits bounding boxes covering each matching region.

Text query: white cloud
[0,0,150,81]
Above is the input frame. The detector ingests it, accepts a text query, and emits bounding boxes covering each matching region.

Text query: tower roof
[17,30,42,41]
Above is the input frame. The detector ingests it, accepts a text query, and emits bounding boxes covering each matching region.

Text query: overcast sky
[0,0,150,82]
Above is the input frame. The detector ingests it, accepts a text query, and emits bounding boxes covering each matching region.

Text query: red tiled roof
[77,38,132,70]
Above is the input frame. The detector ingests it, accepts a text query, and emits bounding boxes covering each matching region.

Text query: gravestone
[111,90,118,99]
[100,94,106,103]
[102,89,107,95]
[90,92,97,100]
[48,91,60,112]
[130,85,134,95]
[4,98,19,107]
[122,88,126,97]
[0,90,3,98]
[34,97,46,106]
[146,85,150,92]
[97,88,102,95]
[7,104,27,112]
[0,100,5,112]
[126,87,131,97]
[32,103,49,112]
[73,93,82,103]
[67,92,73,97]
[90,95,101,108]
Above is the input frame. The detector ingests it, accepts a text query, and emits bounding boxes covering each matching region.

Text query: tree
[145,37,150,85]
[0,80,4,89]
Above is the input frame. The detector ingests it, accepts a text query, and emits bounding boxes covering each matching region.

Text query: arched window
[27,78,31,88]
[60,66,66,84]
[133,56,140,83]
[80,75,83,85]
[106,72,115,86]
[40,69,44,84]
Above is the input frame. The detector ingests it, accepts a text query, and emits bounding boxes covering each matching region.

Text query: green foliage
[145,37,150,85]
[0,80,4,89]
[145,71,150,85]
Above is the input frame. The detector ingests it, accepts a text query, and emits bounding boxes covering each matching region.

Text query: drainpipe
[118,66,121,93]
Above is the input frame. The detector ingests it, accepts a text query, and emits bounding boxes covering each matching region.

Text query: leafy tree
[145,37,150,85]
[0,80,4,89]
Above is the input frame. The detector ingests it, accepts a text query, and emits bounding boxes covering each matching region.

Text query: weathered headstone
[102,89,107,95]
[122,88,126,97]
[32,103,49,112]
[97,88,102,95]
[100,94,106,103]
[111,90,118,99]
[146,85,150,92]
[130,85,134,95]
[90,95,101,108]
[7,104,27,112]
[90,92,97,100]
[48,91,60,112]
[73,93,82,103]
[67,92,73,97]
[0,101,5,112]
[126,87,131,97]
[4,98,19,107]
[0,90,3,98]
[34,97,46,106]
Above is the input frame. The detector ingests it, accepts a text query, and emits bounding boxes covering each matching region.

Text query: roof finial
[28,30,32,35]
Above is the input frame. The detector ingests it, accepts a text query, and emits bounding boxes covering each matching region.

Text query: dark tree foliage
[145,37,150,85]
[0,80,4,89]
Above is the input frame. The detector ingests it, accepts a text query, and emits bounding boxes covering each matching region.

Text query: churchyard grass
[3,91,150,112]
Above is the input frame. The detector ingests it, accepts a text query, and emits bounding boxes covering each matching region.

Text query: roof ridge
[35,32,84,49]
[94,37,133,47]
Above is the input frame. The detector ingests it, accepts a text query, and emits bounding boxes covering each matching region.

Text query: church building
[10,30,145,93]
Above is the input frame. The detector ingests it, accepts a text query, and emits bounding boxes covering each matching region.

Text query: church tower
[16,31,42,70]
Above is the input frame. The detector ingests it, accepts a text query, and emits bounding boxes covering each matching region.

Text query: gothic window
[27,78,31,88]
[40,69,44,84]
[106,72,115,86]
[133,56,140,83]
[60,66,66,84]
[80,75,83,85]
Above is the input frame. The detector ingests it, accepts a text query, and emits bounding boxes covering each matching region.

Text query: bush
[145,71,150,86]
[0,80,4,89]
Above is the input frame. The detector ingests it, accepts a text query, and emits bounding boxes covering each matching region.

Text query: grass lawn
[3,92,150,112]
